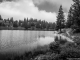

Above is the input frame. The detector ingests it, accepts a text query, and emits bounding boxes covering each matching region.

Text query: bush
[49,36,68,54]
[71,25,80,33]
[60,47,80,58]
[49,42,61,54]
[73,37,80,45]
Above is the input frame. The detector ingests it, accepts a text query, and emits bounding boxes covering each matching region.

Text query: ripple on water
[0,36,55,54]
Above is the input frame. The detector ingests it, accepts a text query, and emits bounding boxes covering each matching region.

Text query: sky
[0,0,73,22]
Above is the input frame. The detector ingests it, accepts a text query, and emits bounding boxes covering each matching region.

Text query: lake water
[0,30,55,54]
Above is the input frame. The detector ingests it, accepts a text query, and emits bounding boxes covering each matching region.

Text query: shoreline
[0,29,55,31]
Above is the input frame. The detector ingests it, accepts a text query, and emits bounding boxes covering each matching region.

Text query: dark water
[0,30,54,54]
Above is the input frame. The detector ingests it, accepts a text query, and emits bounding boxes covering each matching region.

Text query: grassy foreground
[0,36,80,60]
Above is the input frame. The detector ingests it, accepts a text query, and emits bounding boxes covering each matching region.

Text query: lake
[0,30,55,54]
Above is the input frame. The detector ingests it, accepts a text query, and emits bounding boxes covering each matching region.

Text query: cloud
[0,0,18,2]
[33,0,73,13]
[0,0,72,22]
[0,1,31,20]
[34,1,60,13]
[0,0,3,2]
[0,0,58,22]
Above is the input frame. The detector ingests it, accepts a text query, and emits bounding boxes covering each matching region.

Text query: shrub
[49,42,61,54]
[60,47,80,58]
[49,36,68,54]
[71,25,80,33]
[73,37,80,45]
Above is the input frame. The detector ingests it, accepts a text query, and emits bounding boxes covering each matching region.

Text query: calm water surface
[0,30,54,53]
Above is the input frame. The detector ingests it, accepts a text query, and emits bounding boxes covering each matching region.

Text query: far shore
[0,26,55,31]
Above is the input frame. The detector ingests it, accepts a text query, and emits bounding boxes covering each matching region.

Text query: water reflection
[0,30,54,53]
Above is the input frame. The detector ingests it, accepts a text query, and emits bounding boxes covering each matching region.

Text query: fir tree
[56,5,65,32]
[72,0,80,27]
[67,5,74,28]
[68,0,80,31]
[0,15,3,20]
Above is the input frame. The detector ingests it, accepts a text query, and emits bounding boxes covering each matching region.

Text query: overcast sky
[0,0,73,22]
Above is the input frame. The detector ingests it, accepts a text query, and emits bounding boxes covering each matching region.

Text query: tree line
[0,16,56,30]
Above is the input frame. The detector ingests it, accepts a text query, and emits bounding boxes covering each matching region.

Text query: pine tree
[56,5,65,32]
[10,17,13,23]
[73,0,80,26]
[0,15,3,20]
[70,0,80,31]
[0,15,3,26]
[67,5,74,28]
